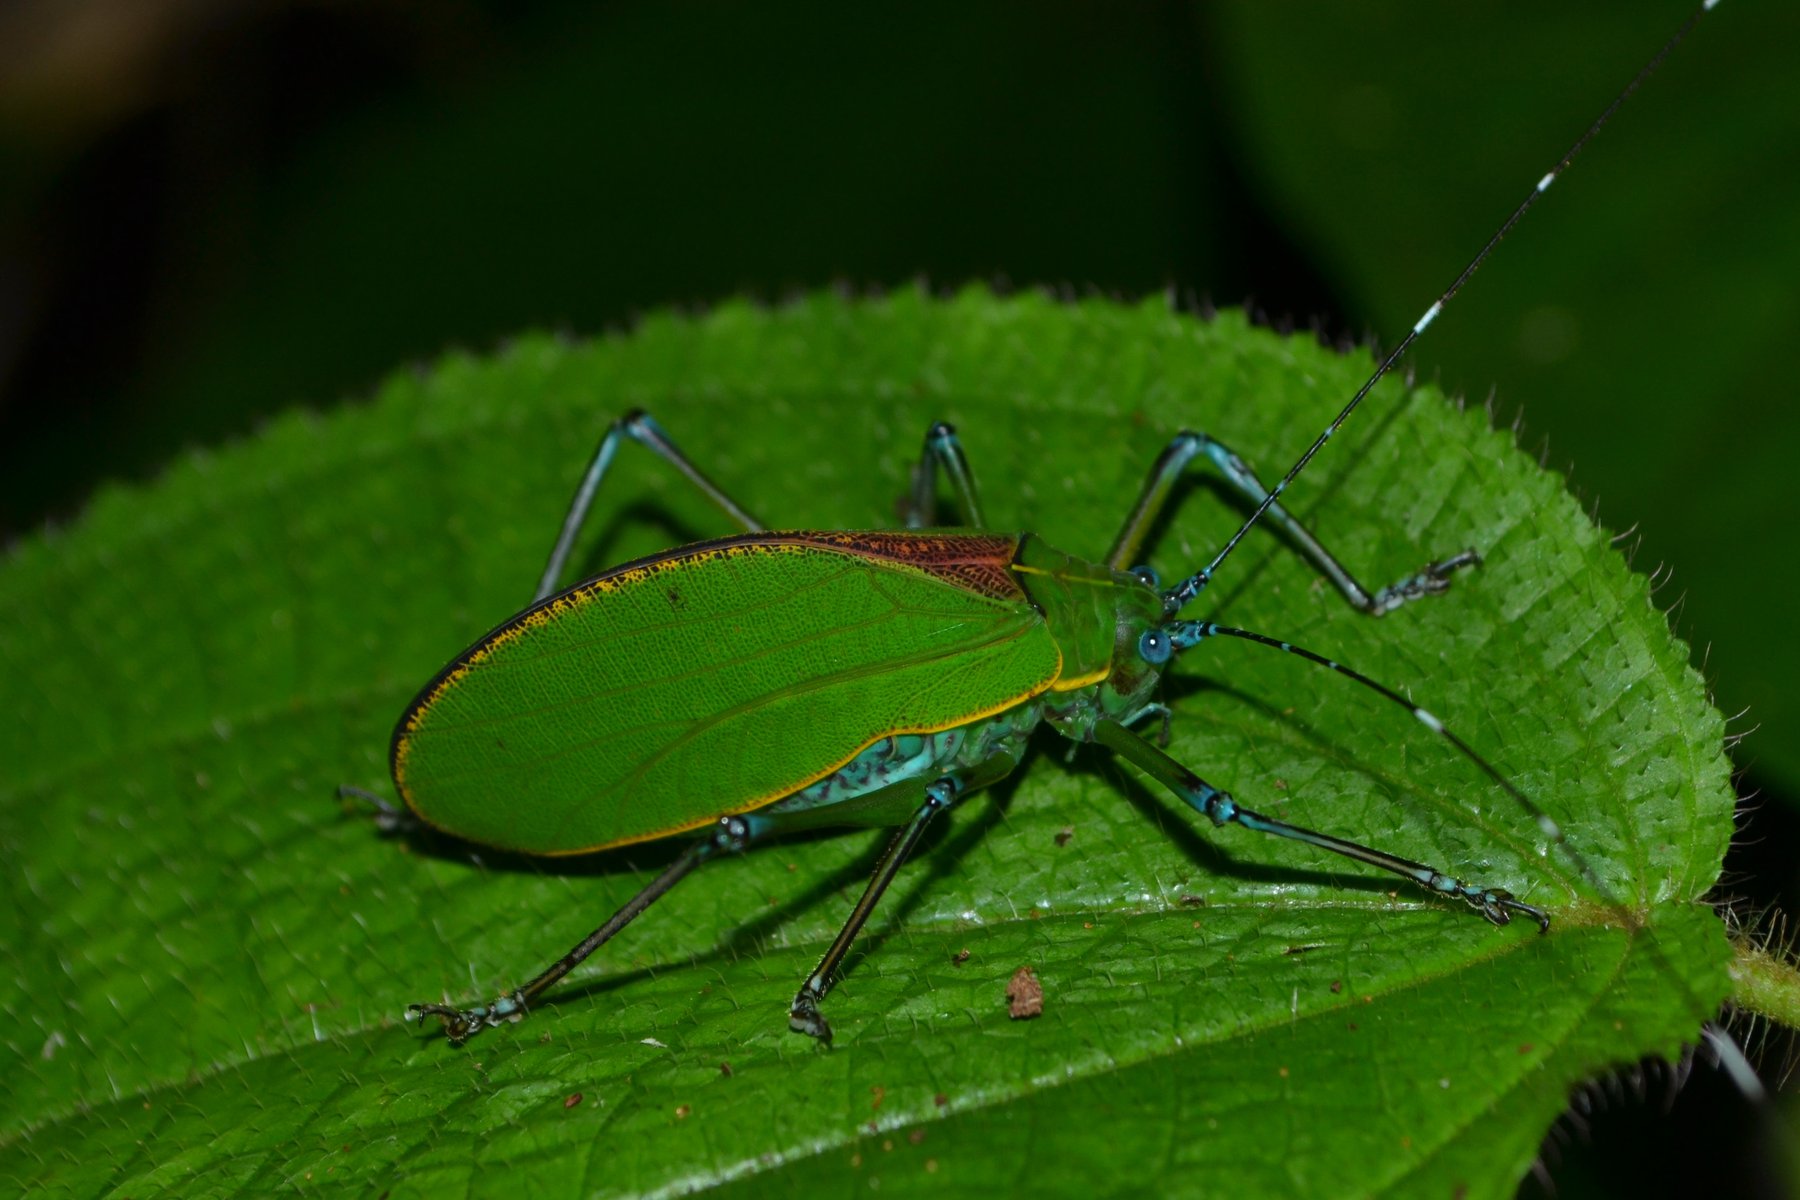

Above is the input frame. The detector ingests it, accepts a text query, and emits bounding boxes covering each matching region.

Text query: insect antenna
[1161,0,1720,617]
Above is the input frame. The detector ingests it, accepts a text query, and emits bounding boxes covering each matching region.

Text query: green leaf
[0,290,1734,1197]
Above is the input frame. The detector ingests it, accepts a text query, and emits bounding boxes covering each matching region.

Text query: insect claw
[1471,889,1551,934]
[407,1002,475,1044]
[788,997,834,1046]
[1367,548,1483,615]
[408,991,530,1045]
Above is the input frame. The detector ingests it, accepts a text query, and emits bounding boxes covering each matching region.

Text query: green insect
[381,406,1549,1048]
[366,9,1714,1048]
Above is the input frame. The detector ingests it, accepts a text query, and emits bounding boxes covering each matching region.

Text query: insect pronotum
[353,2,1723,1048]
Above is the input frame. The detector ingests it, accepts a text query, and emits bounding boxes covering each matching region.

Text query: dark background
[3,1,1796,1193]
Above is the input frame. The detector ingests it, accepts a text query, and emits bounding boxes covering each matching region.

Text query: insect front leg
[1104,430,1477,615]
[904,420,987,529]
[1092,720,1549,931]
[407,813,759,1046]
[536,409,767,601]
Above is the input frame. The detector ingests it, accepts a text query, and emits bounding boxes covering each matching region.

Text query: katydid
[369,4,1717,1047]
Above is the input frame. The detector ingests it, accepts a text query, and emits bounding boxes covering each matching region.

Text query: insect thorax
[1009,535,1167,744]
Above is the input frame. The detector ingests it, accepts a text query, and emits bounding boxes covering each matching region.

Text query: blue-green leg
[537,409,766,602]
[789,747,1020,1044]
[905,421,987,529]
[408,813,761,1045]
[1092,720,1548,930]
[787,778,960,1045]
[1106,431,1477,616]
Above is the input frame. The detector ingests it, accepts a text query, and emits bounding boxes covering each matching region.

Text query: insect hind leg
[537,409,767,602]
[905,421,987,529]
[1105,430,1477,615]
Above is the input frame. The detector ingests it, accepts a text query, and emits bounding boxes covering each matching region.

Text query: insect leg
[407,813,757,1046]
[1104,431,1476,616]
[905,420,987,529]
[786,779,957,1045]
[537,409,767,602]
[1091,720,1549,931]
[788,746,1019,1044]
[336,784,417,835]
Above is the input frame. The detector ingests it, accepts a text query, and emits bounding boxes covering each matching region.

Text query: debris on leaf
[1054,825,1074,847]
[951,948,971,966]
[1006,966,1044,1020]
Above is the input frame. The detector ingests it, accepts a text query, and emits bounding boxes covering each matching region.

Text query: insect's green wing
[392,531,1061,855]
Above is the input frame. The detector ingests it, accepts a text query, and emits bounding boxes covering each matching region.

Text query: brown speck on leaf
[882,1139,894,1152]
[926,1159,940,1174]
[1054,825,1074,847]
[719,1061,733,1076]
[1278,1066,1289,1078]
[1179,894,1207,908]
[674,1104,691,1119]
[909,1129,926,1145]
[952,948,971,966]
[1518,1043,1534,1055]
[564,1093,583,1110]
[1006,966,1044,1019]
[934,1092,948,1108]
[871,1084,886,1112]
[1273,778,1287,790]
[1330,980,1343,994]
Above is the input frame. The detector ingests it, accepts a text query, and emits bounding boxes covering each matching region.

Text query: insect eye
[1138,629,1173,664]
[1130,564,1161,590]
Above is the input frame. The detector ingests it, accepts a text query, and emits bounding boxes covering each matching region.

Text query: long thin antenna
[1163,0,1719,613]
